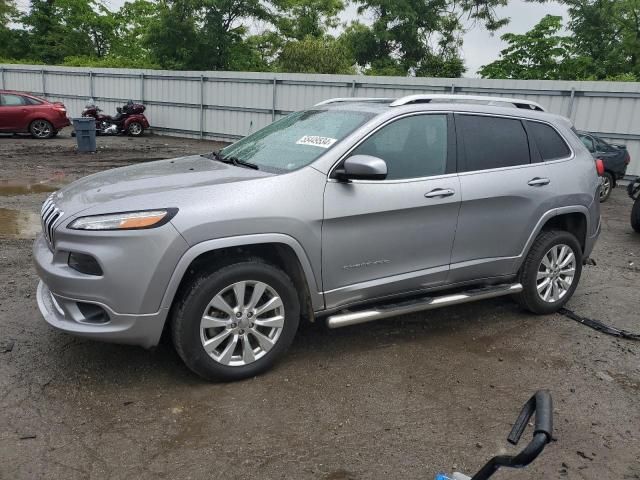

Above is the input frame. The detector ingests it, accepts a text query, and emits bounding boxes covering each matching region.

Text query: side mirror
[334,155,387,181]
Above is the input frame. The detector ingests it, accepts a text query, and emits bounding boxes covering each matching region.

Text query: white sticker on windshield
[296,135,337,148]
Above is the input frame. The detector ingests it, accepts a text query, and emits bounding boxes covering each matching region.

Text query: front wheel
[171,261,300,381]
[632,198,640,233]
[127,121,144,136]
[514,230,583,314]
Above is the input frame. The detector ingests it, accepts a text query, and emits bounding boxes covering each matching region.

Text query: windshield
[219,109,375,172]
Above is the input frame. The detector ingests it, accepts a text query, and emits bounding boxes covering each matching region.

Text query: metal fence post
[272,77,277,122]
[351,79,356,97]
[200,75,204,140]
[140,73,145,103]
[451,83,455,93]
[41,69,46,97]
[89,71,94,99]
[0,67,4,89]
[567,87,576,121]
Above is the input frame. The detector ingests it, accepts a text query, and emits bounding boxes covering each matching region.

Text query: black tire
[171,260,300,381]
[632,198,640,233]
[29,119,54,139]
[127,121,144,137]
[514,230,583,315]
[599,172,614,202]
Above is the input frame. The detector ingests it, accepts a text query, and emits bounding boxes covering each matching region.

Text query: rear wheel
[171,260,300,381]
[599,172,614,202]
[514,230,583,314]
[127,121,144,136]
[30,119,54,139]
[632,198,640,233]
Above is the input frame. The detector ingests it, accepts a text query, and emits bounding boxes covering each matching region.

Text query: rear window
[527,121,571,160]
[457,115,530,171]
[23,96,43,105]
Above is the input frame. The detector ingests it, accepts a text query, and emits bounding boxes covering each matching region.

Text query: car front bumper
[33,221,188,348]
[37,280,167,348]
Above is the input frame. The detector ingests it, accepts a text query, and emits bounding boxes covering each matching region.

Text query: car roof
[0,90,48,102]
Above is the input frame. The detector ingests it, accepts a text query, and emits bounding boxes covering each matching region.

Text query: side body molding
[160,233,324,312]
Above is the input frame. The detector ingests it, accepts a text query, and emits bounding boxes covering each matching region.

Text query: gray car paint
[34,100,601,348]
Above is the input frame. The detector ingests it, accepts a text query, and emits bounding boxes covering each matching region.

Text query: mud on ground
[1,131,639,479]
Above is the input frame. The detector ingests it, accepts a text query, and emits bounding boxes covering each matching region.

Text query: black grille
[41,196,63,248]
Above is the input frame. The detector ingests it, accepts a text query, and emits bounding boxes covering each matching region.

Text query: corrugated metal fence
[2,64,639,176]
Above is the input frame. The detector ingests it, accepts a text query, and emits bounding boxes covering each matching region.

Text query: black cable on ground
[558,308,640,341]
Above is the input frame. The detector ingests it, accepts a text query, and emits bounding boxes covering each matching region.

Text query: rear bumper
[53,116,71,130]
[37,280,167,348]
[584,216,601,259]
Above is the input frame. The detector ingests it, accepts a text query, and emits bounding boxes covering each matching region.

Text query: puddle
[0,178,63,196]
[0,208,41,239]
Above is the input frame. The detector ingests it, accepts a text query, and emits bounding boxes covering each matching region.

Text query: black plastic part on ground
[559,308,640,341]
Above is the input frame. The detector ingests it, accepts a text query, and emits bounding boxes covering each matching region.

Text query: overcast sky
[18,0,568,77]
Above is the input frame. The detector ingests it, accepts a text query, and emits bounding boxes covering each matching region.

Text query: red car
[0,90,71,138]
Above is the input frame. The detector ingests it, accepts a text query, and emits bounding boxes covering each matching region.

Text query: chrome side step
[326,283,523,329]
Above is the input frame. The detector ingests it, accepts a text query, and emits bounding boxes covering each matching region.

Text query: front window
[219,109,375,173]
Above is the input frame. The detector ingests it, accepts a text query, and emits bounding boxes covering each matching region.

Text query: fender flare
[514,205,591,271]
[160,233,324,311]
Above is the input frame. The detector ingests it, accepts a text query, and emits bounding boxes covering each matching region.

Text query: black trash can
[72,118,97,152]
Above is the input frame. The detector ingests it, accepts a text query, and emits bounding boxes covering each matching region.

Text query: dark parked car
[629,178,640,232]
[0,90,70,138]
[577,131,630,202]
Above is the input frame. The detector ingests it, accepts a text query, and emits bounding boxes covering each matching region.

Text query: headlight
[68,209,177,230]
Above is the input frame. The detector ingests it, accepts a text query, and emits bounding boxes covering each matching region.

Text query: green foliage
[482,1,640,80]
[276,36,355,74]
[339,0,510,77]
[61,55,160,69]
[479,15,575,79]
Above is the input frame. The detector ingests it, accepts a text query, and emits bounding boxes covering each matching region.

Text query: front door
[0,93,29,131]
[322,113,460,310]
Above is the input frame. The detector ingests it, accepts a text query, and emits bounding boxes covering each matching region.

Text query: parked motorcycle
[81,99,149,136]
[628,177,640,233]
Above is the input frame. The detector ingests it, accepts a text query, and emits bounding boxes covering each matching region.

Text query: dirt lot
[1,131,639,480]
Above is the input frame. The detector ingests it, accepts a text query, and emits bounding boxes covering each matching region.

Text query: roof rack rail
[389,94,545,112]
[314,97,394,106]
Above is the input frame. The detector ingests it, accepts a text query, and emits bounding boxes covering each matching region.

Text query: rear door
[322,113,461,309]
[449,113,555,283]
[0,93,30,131]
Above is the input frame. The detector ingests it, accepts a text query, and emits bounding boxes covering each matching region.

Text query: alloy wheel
[600,176,611,200]
[200,280,285,366]
[128,122,142,135]
[536,244,576,303]
[32,120,52,138]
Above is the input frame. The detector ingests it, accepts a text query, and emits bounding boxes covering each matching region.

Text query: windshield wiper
[207,151,259,170]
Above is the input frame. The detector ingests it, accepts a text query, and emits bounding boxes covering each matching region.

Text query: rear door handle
[528,177,550,187]
[425,188,455,198]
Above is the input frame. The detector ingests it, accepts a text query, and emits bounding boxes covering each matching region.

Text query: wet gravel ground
[1,131,639,480]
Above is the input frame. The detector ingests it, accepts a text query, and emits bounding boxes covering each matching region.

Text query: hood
[52,155,273,216]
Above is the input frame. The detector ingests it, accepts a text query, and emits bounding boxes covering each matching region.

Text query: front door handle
[425,188,455,198]
[528,177,550,187]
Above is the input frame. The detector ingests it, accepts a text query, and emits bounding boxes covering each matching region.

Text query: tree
[341,0,510,77]
[145,0,271,70]
[524,0,640,80]
[271,0,343,40]
[20,0,116,64]
[478,15,577,79]
[276,35,354,73]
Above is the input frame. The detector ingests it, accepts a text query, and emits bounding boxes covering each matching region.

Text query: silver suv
[34,94,601,380]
